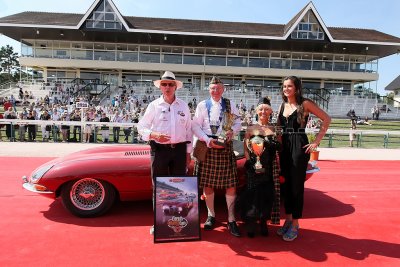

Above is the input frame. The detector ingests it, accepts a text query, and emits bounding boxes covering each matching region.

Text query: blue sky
[0,0,399,95]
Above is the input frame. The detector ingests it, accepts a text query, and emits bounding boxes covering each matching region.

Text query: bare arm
[303,100,331,152]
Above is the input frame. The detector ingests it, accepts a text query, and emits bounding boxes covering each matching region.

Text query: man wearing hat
[192,76,242,237]
[137,71,193,235]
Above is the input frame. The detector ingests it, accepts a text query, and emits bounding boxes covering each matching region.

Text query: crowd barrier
[0,119,142,144]
[1,119,400,148]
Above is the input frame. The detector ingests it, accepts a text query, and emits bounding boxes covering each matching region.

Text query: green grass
[319,119,400,149]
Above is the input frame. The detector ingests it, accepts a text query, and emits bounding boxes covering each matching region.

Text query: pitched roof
[385,75,400,91]
[0,11,82,27]
[1,11,400,44]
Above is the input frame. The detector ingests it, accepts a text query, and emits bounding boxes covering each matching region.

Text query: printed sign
[75,102,89,109]
[154,176,200,243]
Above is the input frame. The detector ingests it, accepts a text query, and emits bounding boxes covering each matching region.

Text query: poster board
[154,176,200,243]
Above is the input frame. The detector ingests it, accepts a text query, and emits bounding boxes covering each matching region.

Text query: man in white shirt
[137,71,193,235]
[192,76,242,237]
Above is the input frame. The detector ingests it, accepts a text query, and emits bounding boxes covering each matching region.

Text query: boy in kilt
[192,76,242,237]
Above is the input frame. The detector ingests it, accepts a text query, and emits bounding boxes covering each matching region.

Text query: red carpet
[0,157,399,267]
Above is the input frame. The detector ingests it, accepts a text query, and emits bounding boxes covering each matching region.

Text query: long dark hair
[281,76,306,127]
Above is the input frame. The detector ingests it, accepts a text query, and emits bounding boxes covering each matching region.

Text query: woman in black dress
[241,97,281,237]
[277,76,331,241]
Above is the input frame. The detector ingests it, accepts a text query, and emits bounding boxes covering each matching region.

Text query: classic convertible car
[22,140,319,217]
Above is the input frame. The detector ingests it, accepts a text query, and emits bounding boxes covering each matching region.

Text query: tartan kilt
[194,142,238,189]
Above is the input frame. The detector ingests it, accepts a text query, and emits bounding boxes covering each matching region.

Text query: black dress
[240,135,280,222]
[278,107,310,219]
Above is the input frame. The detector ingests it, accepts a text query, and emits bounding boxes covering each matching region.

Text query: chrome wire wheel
[70,178,105,210]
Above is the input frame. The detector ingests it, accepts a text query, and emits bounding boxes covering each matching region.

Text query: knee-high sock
[205,192,215,217]
[226,194,236,222]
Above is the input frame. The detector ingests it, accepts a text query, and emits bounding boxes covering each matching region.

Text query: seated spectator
[357,116,372,126]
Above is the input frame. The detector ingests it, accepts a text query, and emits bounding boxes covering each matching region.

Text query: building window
[291,10,324,40]
[85,0,123,30]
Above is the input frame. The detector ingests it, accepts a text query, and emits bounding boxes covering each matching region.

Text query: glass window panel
[94,43,105,50]
[105,22,116,29]
[150,46,160,52]
[162,54,182,64]
[248,50,259,57]
[333,62,349,71]
[206,48,226,55]
[97,1,105,11]
[54,50,70,59]
[183,55,204,65]
[21,44,33,57]
[82,43,93,49]
[71,50,93,60]
[139,52,160,63]
[172,47,183,53]
[140,46,150,52]
[291,60,312,70]
[270,52,281,58]
[163,47,173,53]
[104,1,113,12]
[105,43,115,50]
[118,51,138,62]
[94,51,115,61]
[93,21,104,28]
[238,50,247,57]
[205,56,226,66]
[72,43,82,49]
[35,48,52,58]
[94,12,105,21]
[227,57,247,67]
[104,13,114,21]
[36,41,51,48]
[116,44,127,51]
[193,48,205,55]
[184,48,193,53]
[127,45,138,51]
[249,58,269,68]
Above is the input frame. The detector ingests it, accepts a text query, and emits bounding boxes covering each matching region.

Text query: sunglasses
[160,82,176,87]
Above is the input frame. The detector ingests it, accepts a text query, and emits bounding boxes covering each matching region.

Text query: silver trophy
[215,111,235,147]
[247,135,265,173]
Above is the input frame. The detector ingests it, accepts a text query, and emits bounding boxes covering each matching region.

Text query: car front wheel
[61,178,116,217]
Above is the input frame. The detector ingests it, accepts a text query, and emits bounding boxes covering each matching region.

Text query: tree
[0,45,19,75]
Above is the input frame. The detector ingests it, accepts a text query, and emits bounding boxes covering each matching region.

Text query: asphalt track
[0,143,399,266]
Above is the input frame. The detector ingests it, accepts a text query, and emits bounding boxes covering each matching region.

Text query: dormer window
[85,0,122,30]
[291,10,324,40]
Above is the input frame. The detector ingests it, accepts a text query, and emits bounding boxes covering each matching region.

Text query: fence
[1,119,400,149]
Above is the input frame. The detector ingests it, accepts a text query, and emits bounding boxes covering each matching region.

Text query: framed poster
[154,176,200,243]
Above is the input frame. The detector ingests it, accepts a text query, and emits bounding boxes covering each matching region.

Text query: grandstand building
[1,0,400,113]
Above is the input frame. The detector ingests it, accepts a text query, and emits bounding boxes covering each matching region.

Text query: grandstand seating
[1,82,399,120]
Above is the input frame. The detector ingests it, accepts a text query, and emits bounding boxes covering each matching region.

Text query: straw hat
[153,71,183,89]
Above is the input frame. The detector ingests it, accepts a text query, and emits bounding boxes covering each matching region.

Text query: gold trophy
[215,111,236,147]
[247,136,265,173]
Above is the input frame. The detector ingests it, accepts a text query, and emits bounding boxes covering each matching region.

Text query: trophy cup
[215,111,236,147]
[247,136,265,173]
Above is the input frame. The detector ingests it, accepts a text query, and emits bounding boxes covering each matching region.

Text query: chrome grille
[124,151,150,156]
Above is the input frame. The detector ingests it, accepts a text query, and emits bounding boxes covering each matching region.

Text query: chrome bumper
[22,176,54,195]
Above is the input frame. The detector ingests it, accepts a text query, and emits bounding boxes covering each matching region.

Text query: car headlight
[31,165,54,183]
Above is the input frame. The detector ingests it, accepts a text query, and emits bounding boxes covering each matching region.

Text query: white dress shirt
[137,96,193,153]
[192,98,241,147]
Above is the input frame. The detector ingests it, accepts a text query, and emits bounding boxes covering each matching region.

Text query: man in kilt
[192,76,242,237]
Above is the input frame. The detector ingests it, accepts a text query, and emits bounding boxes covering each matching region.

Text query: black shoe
[227,221,241,237]
[203,216,216,230]
[246,219,256,238]
[260,221,269,236]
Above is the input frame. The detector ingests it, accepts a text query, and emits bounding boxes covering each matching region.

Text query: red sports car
[22,140,318,217]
